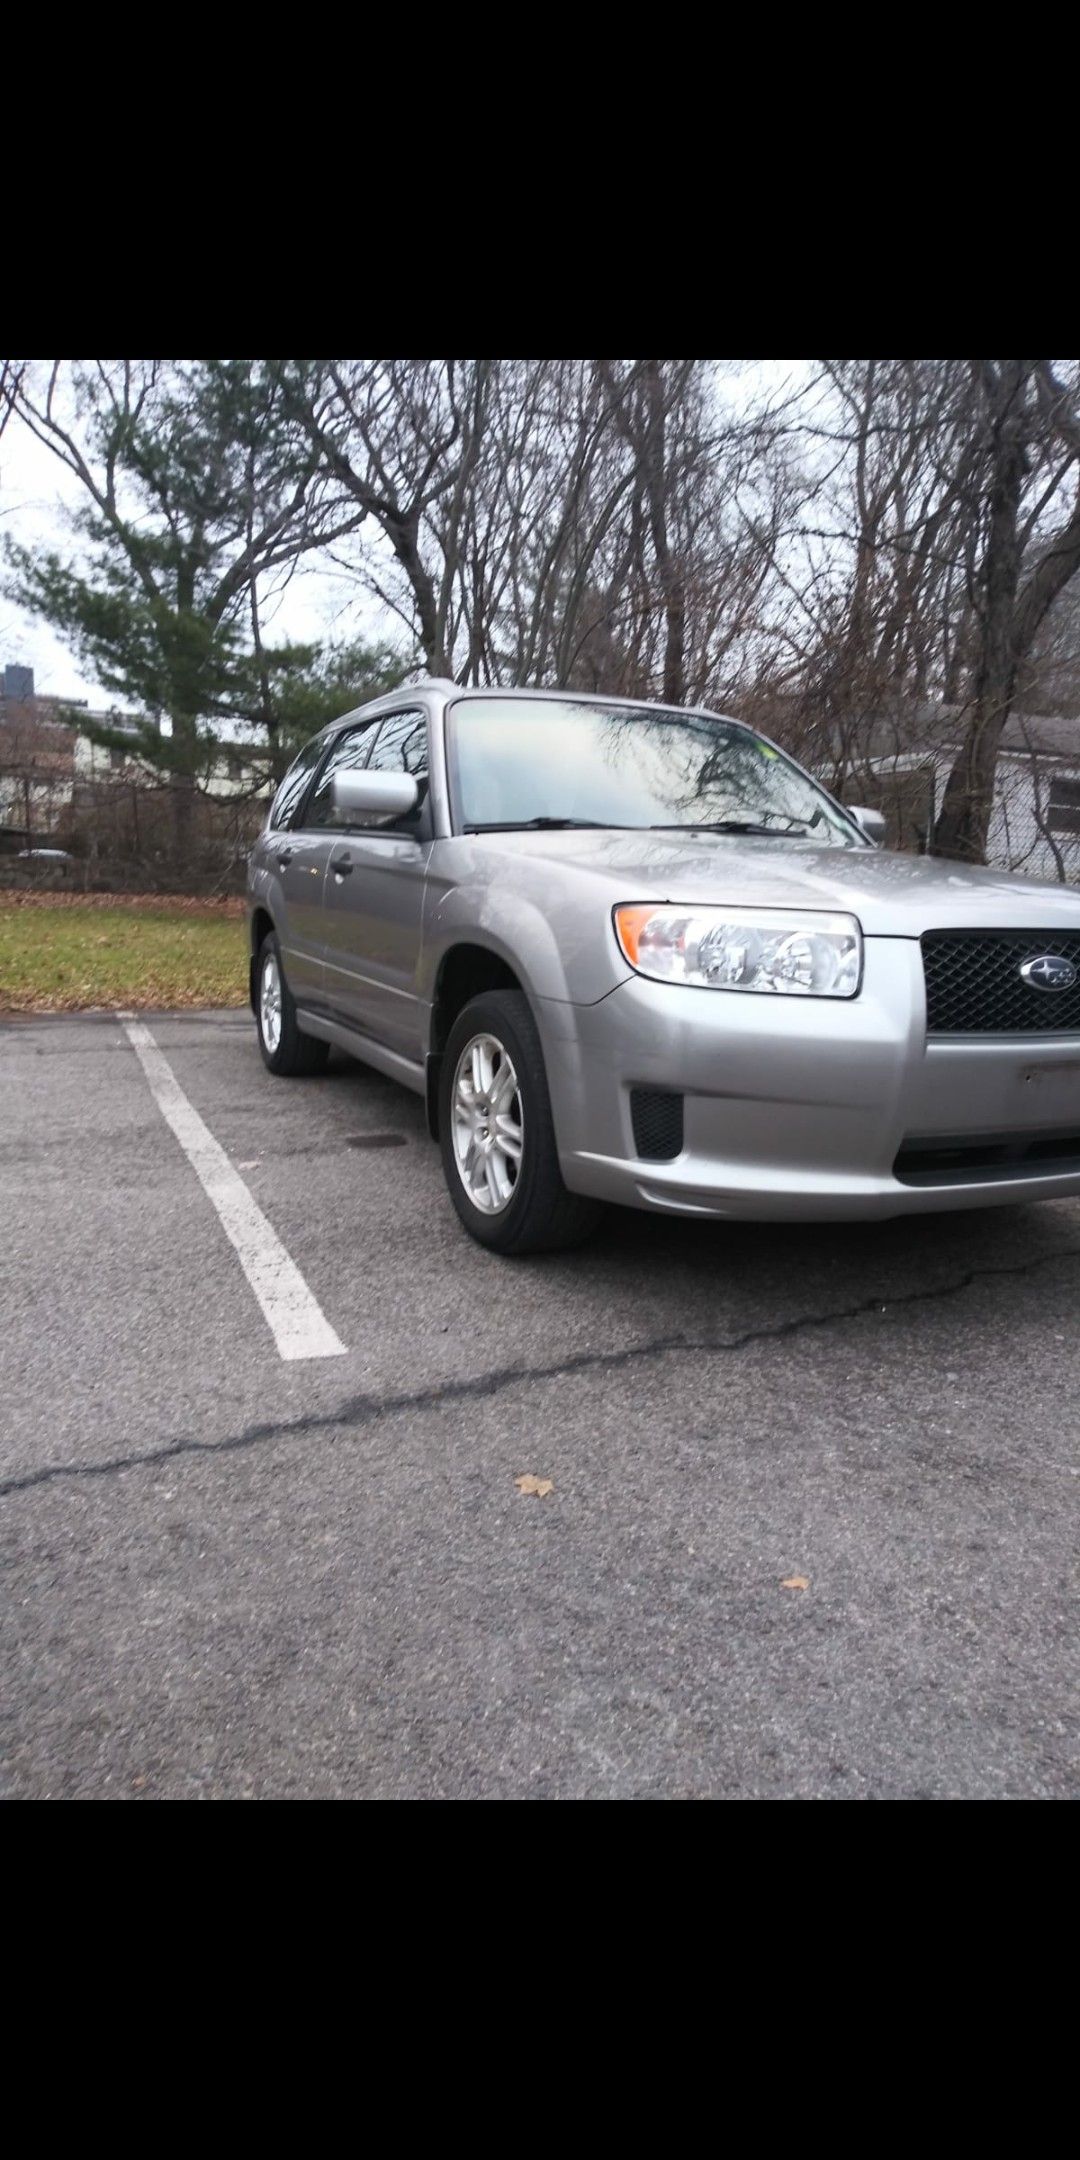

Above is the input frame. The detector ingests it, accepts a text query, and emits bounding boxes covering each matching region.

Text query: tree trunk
[933,364,1029,863]
[389,510,445,675]
[643,361,685,705]
[168,711,200,869]
[170,774,196,868]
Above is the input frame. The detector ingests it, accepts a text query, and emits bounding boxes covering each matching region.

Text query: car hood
[467,830,1080,937]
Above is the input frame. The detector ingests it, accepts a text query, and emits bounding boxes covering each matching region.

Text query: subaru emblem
[1020,953,1078,992]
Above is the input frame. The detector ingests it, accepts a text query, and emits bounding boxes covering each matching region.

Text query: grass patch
[0,896,248,1013]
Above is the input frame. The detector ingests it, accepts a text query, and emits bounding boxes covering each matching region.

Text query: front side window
[268,734,325,830]
[367,709,428,781]
[446,697,864,849]
[349,709,430,832]
[306,717,384,828]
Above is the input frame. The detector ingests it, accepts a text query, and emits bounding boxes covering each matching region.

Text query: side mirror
[332,768,420,822]
[849,804,886,846]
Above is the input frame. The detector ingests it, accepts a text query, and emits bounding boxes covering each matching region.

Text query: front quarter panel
[421,838,632,1007]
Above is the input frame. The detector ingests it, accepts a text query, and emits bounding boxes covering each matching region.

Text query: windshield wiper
[464,814,817,837]
[463,817,627,833]
[650,818,813,838]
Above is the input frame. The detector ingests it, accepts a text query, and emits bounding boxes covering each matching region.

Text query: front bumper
[539,939,1080,1220]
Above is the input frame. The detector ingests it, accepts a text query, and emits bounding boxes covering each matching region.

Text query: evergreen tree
[5,360,375,845]
[237,633,413,776]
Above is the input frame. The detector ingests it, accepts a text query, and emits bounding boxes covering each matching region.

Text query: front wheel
[255,932,329,1077]
[439,990,601,1254]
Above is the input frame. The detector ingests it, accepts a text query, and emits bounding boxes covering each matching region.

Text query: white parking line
[121,1017,347,1362]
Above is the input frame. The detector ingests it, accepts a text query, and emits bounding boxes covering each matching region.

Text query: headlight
[614,904,862,997]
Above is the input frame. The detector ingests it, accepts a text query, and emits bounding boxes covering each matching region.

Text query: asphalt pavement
[1,1007,1077,1798]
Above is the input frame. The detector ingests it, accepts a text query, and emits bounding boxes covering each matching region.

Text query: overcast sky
[0,361,809,709]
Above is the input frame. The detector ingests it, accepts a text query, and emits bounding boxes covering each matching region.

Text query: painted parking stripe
[121,1018,346,1362]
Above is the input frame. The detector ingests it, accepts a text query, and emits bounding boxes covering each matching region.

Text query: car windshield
[447,697,863,848]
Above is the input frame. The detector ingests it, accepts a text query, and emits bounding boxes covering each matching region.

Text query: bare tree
[1025,577,1080,716]
[276,359,494,676]
[761,359,1080,861]
[12,354,1076,882]
[0,359,25,439]
[934,362,1080,860]
[281,358,795,713]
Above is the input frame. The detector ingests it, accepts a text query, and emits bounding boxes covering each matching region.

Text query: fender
[422,842,627,1009]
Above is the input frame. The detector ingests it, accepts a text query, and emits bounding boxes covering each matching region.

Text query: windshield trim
[444,691,869,847]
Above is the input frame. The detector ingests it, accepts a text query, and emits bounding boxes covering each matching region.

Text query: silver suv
[247,682,1080,1253]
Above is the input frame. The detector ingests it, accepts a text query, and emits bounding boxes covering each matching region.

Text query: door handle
[278,846,294,866]
[331,854,354,877]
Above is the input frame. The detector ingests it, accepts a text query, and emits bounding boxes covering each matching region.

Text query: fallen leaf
[515,1474,554,1498]
[237,1159,261,1170]
[131,1775,148,1789]
[781,1575,810,1591]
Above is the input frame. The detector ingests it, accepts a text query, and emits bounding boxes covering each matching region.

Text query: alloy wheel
[450,1032,524,1213]
[260,949,283,1055]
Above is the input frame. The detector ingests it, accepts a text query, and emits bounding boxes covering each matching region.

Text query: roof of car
[420,681,722,713]
[331,680,744,728]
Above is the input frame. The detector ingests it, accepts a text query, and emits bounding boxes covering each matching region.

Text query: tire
[255,931,330,1077]
[439,990,601,1255]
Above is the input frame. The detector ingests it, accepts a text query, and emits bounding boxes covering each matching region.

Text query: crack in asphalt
[3,1240,1080,1502]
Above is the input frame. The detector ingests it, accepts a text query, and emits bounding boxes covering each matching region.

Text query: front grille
[630,1088,684,1160]
[895,1129,1080,1185]
[922,930,1080,1034]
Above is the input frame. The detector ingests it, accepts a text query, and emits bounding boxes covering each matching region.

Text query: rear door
[261,732,334,1003]
[315,707,432,1059]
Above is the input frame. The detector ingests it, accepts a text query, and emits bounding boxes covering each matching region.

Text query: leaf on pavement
[515,1474,554,1498]
[781,1575,810,1591]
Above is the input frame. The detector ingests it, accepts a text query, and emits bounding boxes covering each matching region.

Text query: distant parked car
[17,847,74,865]
[247,682,1080,1254]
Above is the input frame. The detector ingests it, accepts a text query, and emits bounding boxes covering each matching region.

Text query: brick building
[0,665,266,853]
